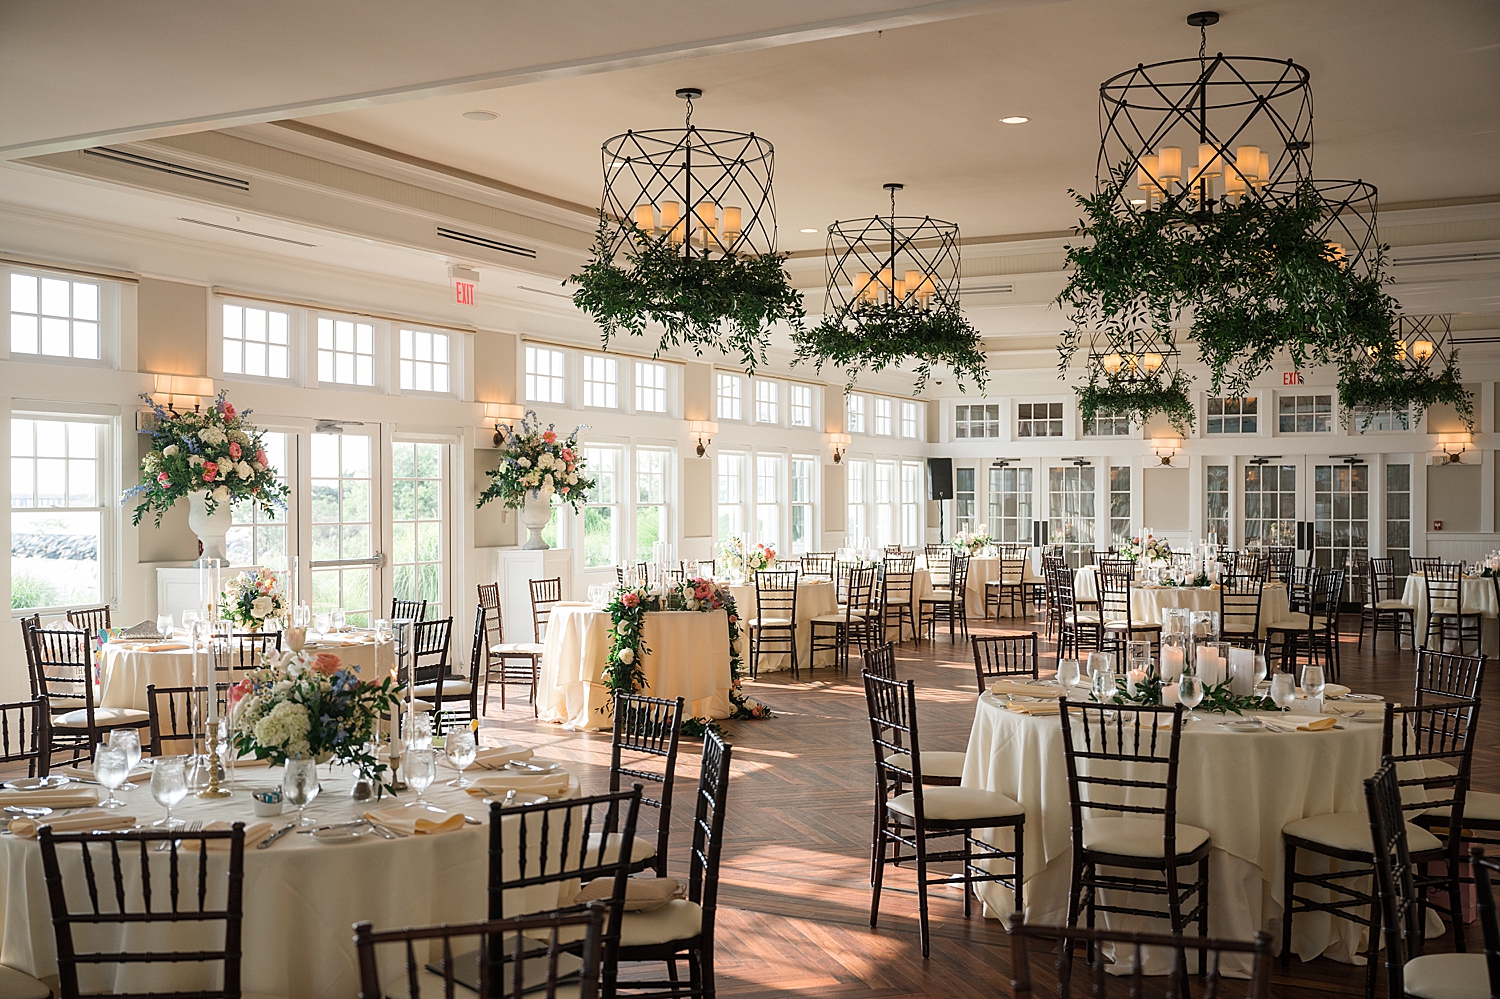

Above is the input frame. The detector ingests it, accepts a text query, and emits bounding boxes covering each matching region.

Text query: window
[790,385,813,428]
[1354,405,1411,432]
[1313,461,1368,584]
[398,328,451,394]
[846,395,867,434]
[1206,396,1258,434]
[1017,402,1064,438]
[10,415,109,611]
[901,462,922,546]
[900,401,919,439]
[791,456,816,554]
[582,355,618,409]
[1048,465,1096,567]
[635,448,670,561]
[227,431,290,567]
[755,455,783,548]
[1084,409,1132,437]
[716,374,743,421]
[955,467,977,534]
[635,362,667,413]
[310,433,374,626]
[222,303,290,379]
[874,398,893,436]
[1386,463,1411,566]
[1109,466,1131,545]
[11,273,100,360]
[1206,464,1229,545]
[846,459,869,548]
[754,380,779,424]
[988,466,1033,544]
[390,441,447,620]
[317,316,375,387]
[525,346,566,404]
[1244,463,1297,550]
[875,461,898,546]
[582,446,621,568]
[1279,394,1334,433]
[955,404,1000,439]
[717,452,747,540]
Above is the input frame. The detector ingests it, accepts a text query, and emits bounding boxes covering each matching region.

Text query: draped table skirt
[1072,570,1291,637]
[1401,574,1500,653]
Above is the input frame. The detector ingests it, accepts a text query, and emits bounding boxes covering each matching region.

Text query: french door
[1240,455,1369,584]
[309,428,382,627]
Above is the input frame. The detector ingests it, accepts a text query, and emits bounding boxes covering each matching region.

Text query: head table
[0,762,577,997]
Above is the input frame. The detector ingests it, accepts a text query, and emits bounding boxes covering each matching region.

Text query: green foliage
[794,297,988,394]
[1338,349,1474,430]
[568,218,805,374]
[1076,369,1196,437]
[1102,673,1276,716]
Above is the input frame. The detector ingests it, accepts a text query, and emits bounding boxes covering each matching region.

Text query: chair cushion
[619,899,703,948]
[1283,811,1442,854]
[1072,611,1102,624]
[1269,612,1326,631]
[1421,789,1500,823]
[1403,952,1490,999]
[886,750,967,780]
[0,965,51,999]
[811,612,872,624]
[412,679,473,699]
[1103,621,1161,632]
[1373,599,1414,611]
[1082,817,1210,859]
[384,963,582,999]
[747,617,792,627]
[585,831,659,866]
[491,643,544,655]
[887,786,1024,823]
[53,707,148,729]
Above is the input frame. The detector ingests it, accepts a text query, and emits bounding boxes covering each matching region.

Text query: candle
[1195,646,1223,686]
[1228,648,1254,696]
[1162,645,1186,682]
[1162,683,1181,706]
[1127,668,1147,696]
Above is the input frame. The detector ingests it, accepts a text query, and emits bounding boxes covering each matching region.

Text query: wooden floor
[486,612,1493,998]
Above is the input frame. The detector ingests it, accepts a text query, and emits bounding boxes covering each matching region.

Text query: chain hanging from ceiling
[569,88,804,374]
[793,183,986,393]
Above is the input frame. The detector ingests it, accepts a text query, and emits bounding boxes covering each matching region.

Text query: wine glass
[405,748,437,808]
[93,744,129,808]
[1302,664,1326,712]
[1178,673,1205,721]
[181,609,199,632]
[283,757,321,826]
[1253,654,1269,687]
[332,609,347,633]
[1057,659,1082,689]
[1091,666,1117,703]
[107,729,142,791]
[1087,651,1112,679]
[151,758,188,828]
[1270,673,1296,713]
[445,729,477,787]
[408,713,434,751]
[155,613,174,638]
[314,613,331,636]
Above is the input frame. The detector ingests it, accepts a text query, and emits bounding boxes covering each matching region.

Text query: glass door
[389,440,449,621]
[1048,464,1097,567]
[1309,457,1369,582]
[309,429,382,627]
[987,463,1036,545]
[1242,459,1299,551]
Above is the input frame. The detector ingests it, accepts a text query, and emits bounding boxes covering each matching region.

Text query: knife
[257,822,297,849]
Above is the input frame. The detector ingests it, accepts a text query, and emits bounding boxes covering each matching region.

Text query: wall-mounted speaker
[927,458,954,501]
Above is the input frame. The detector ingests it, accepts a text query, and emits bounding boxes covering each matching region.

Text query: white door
[987,462,1038,546]
[308,428,383,627]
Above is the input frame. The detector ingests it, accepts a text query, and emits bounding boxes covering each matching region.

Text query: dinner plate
[3,776,72,792]
[313,825,371,843]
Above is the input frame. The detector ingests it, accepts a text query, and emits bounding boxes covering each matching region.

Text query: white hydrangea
[567,473,578,485]
[252,700,311,758]
[197,427,227,447]
[189,455,205,466]
[517,457,532,469]
[229,429,251,446]
[163,444,179,457]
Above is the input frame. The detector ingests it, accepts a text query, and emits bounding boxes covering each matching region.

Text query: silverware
[296,819,368,835]
[257,822,296,849]
[464,815,482,826]
[157,819,202,851]
[366,820,406,838]
[505,760,548,772]
[4,806,52,817]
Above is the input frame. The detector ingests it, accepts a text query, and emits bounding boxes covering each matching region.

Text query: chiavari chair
[984,555,1028,620]
[1410,556,1445,577]
[27,626,147,764]
[1050,565,1101,668]
[861,644,965,827]
[878,561,916,644]
[1041,554,1067,645]
[529,577,563,643]
[1266,569,1342,676]
[478,585,543,715]
[145,682,229,757]
[615,565,627,587]
[971,633,1039,693]
[1424,561,1482,654]
[65,604,111,640]
[0,697,50,779]
[605,691,684,877]
[882,551,916,573]
[1266,545,1295,583]
[1285,564,1318,615]
[884,544,905,557]
[694,558,716,579]
[1097,565,1161,663]
[19,613,42,699]
[224,630,280,677]
[918,553,970,643]
[636,561,652,587]
[749,569,800,677]
[391,596,428,622]
[811,564,876,674]
[1359,557,1416,651]
[924,545,952,586]
[410,616,474,729]
[665,566,687,586]
[861,641,897,681]
[1218,571,1266,653]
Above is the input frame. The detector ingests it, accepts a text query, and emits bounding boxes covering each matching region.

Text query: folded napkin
[467,771,572,798]
[124,768,154,784]
[229,756,273,769]
[443,744,535,771]
[202,819,276,850]
[141,642,190,653]
[572,876,684,911]
[0,786,102,808]
[1294,715,1338,732]
[8,808,137,839]
[990,679,1061,699]
[364,804,466,836]
[1005,699,1063,716]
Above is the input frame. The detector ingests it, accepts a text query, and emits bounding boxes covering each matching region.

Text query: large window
[791,456,816,554]
[754,380,779,424]
[1206,464,1229,545]
[1085,409,1132,437]
[1279,394,1334,434]
[717,452,747,540]
[635,448,670,561]
[790,385,813,428]
[10,415,109,612]
[635,362,667,413]
[222,303,290,380]
[390,441,447,620]
[716,374,743,421]
[846,395,867,434]
[955,467,977,534]
[525,346,566,404]
[398,328,451,394]
[755,454,783,548]
[582,355,618,409]
[1109,466,1131,545]
[1206,396,1257,434]
[875,461,898,547]
[227,431,290,567]
[310,433,374,626]
[874,398,893,436]
[955,404,1000,439]
[11,273,101,361]
[988,466,1033,544]
[1017,403,1064,438]
[900,402,919,439]
[1386,463,1411,566]
[845,459,869,548]
[582,446,621,568]
[1244,463,1297,549]
[1048,465,1096,566]
[901,462,922,546]
[317,316,375,387]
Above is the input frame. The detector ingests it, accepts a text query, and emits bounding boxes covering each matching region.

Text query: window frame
[716,373,744,422]
[1204,395,1259,435]
[6,269,113,367]
[955,404,1001,439]
[397,326,454,396]
[1083,408,1133,438]
[1016,402,1064,439]
[900,461,923,546]
[524,345,568,405]
[874,398,893,437]
[634,361,668,415]
[580,443,624,569]
[754,379,780,425]
[790,454,818,554]
[717,450,749,542]
[789,384,814,428]
[582,354,620,410]
[314,313,379,390]
[900,401,919,439]
[633,445,673,562]
[1276,393,1335,434]
[846,394,867,435]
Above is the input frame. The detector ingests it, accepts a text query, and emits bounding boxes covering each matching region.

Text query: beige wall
[1428,463,1482,532]
[684,361,712,422]
[1428,384,1481,434]
[136,278,207,376]
[1143,466,1190,531]
[472,447,516,548]
[824,461,846,533]
[473,330,518,405]
[682,455,713,539]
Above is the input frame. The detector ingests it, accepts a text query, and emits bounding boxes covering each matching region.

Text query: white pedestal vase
[519,490,554,551]
[187,488,233,560]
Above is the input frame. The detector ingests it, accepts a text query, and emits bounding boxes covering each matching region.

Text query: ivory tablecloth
[1401,574,1500,653]
[962,692,1405,975]
[537,603,732,730]
[729,579,839,673]
[0,764,576,997]
[919,555,1037,618]
[1072,571,1291,637]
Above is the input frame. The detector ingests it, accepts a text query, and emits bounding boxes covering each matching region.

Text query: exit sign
[1283,371,1304,385]
[448,264,479,307]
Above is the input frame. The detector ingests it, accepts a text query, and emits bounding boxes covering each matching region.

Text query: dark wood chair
[1266,545,1295,583]
[861,641,898,681]
[918,553,970,643]
[1285,564,1319,615]
[971,632,1039,692]
[391,596,428,622]
[1410,556,1446,577]
[1060,701,1211,974]
[0,697,50,779]
[1424,561,1481,654]
[866,673,1023,957]
[1266,569,1342,676]
[1050,565,1102,668]
[1218,571,1266,653]
[1097,565,1162,662]
[811,565,876,675]
[924,545,952,587]
[145,683,229,757]
[1413,647,1486,703]
[749,569,800,677]
[410,617,473,728]
[878,563,916,644]
[529,577,563,643]
[635,561,652,587]
[65,604,111,638]
[1359,556,1416,651]
[985,555,1029,621]
[478,584,543,715]
[27,627,147,764]
[693,558,716,579]
[19,613,42,698]
[607,691,684,877]
[39,822,247,999]
[222,630,280,678]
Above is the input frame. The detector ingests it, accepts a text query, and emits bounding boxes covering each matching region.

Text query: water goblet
[150,758,188,828]
[1270,673,1296,713]
[1057,659,1082,690]
[1126,641,1151,672]
[314,613,331,636]
[1253,654,1269,687]
[1178,673,1205,721]
[155,613,174,638]
[181,610,199,632]
[445,729,478,787]
[1091,667,1118,703]
[93,744,129,808]
[405,748,437,808]
[1302,664,1326,713]
[332,609,347,633]
[107,729,142,791]
[408,713,434,751]
[282,757,321,826]
[1086,651,1112,679]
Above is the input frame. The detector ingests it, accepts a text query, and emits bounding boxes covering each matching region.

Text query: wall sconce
[1151,437,1183,466]
[828,432,852,464]
[483,402,526,446]
[688,420,719,457]
[149,374,215,412]
[1437,432,1472,465]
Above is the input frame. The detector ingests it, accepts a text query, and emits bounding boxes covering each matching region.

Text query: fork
[157,819,202,851]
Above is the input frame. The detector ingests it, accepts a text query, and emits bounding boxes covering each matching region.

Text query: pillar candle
[1162,645,1186,682]
[1127,668,1147,696]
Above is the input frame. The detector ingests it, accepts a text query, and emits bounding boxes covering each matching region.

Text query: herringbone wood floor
[485,612,1494,998]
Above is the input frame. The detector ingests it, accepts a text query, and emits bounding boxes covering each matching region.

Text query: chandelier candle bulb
[1158,146,1182,184]
[878,268,893,294]
[1196,143,1223,178]
[720,206,741,241]
[893,277,907,301]
[1413,338,1436,363]
[1102,352,1124,375]
[659,201,683,243]
[1236,145,1260,182]
[694,201,717,245]
[633,204,656,233]
[1142,351,1164,373]
[1256,150,1270,187]
[1136,153,1161,193]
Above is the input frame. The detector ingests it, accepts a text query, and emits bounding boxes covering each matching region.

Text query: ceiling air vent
[1392,250,1500,267]
[82,147,251,192]
[436,227,537,259]
[964,282,1015,295]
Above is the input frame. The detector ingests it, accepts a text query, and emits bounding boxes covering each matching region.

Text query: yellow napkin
[441,744,534,771]
[0,786,101,808]
[1296,715,1338,732]
[202,819,276,850]
[364,804,466,836]
[8,808,137,839]
[141,643,190,652]
[1005,699,1063,716]
[466,771,572,798]
[990,679,1060,699]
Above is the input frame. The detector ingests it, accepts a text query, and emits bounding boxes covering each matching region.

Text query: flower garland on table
[476,411,596,513]
[125,392,289,525]
[1093,673,1275,716]
[601,578,772,736]
[221,567,287,631]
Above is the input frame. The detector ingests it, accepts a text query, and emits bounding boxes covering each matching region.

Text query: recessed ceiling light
[462,110,498,121]
[1000,116,1030,124]
[800,228,818,233]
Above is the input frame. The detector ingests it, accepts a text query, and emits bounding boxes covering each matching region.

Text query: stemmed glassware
[1270,672,1297,713]
[93,744,129,808]
[1302,664,1326,712]
[150,758,188,828]
[155,613,174,638]
[1057,659,1082,690]
[446,729,477,787]
[408,714,434,751]
[1253,654,1269,687]
[1178,673,1205,721]
[107,729,141,791]
[405,748,437,809]
[283,756,321,826]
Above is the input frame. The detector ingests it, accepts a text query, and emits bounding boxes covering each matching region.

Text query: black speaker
[927,458,954,501]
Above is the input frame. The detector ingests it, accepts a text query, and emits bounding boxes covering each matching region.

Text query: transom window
[874,398,893,436]
[583,355,619,409]
[1206,396,1258,434]
[790,385,813,428]
[11,273,100,360]
[754,380,778,424]
[398,329,451,394]
[1354,405,1411,432]
[317,316,375,387]
[10,415,109,611]
[846,395,867,434]
[1278,394,1333,433]
[222,304,291,380]
[716,374,743,421]
[525,346,566,404]
[955,404,1000,439]
[900,401,919,439]
[1084,408,1132,437]
[1017,403,1063,438]
[635,362,667,413]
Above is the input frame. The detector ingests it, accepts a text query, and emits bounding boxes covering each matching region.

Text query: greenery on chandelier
[568,218,805,375]
[793,296,989,394]
[1338,348,1474,430]
[1075,367,1196,437]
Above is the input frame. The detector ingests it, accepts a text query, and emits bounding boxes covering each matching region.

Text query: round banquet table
[99,633,384,710]
[963,556,1045,619]
[729,578,838,672]
[1401,573,1500,653]
[537,603,732,730]
[0,763,577,997]
[961,691,1442,975]
[1073,568,1291,637]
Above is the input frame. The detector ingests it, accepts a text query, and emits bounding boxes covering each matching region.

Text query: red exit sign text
[453,280,476,306]
[1282,371,1304,385]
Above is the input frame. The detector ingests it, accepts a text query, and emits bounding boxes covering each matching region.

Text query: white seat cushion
[53,706,148,729]
[1072,611,1102,624]
[1283,812,1442,854]
[886,750,967,780]
[1270,612,1326,631]
[1104,621,1160,632]
[0,964,51,999]
[619,899,703,948]
[748,616,792,627]
[585,831,659,866]
[412,679,473,699]
[887,786,1024,823]
[384,962,582,999]
[1372,599,1414,611]
[491,643,543,655]
[1082,817,1210,859]
[1422,789,1500,822]
[1403,952,1490,999]
[811,612,872,624]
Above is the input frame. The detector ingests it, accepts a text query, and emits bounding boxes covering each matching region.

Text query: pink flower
[560,448,574,461]
[542,430,557,444]
[221,402,236,419]
[728,614,738,624]
[255,449,267,466]
[156,472,171,487]
[311,653,342,675]
[228,678,253,708]
[229,441,242,460]
[694,583,711,600]
[201,462,218,483]
[622,592,639,609]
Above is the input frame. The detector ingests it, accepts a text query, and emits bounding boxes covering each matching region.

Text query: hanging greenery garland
[1075,367,1197,437]
[794,296,987,394]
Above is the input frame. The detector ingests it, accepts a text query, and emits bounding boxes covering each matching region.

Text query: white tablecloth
[537,604,732,730]
[0,763,576,997]
[962,692,1414,975]
[1401,574,1500,653]
[729,579,839,672]
[920,555,1037,619]
[1073,570,1291,637]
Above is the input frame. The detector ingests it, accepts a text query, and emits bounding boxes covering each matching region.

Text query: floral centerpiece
[476,411,595,550]
[1093,672,1274,716]
[1122,532,1173,565]
[229,649,404,789]
[717,536,774,581]
[952,527,992,556]
[221,567,286,631]
[602,578,771,735]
